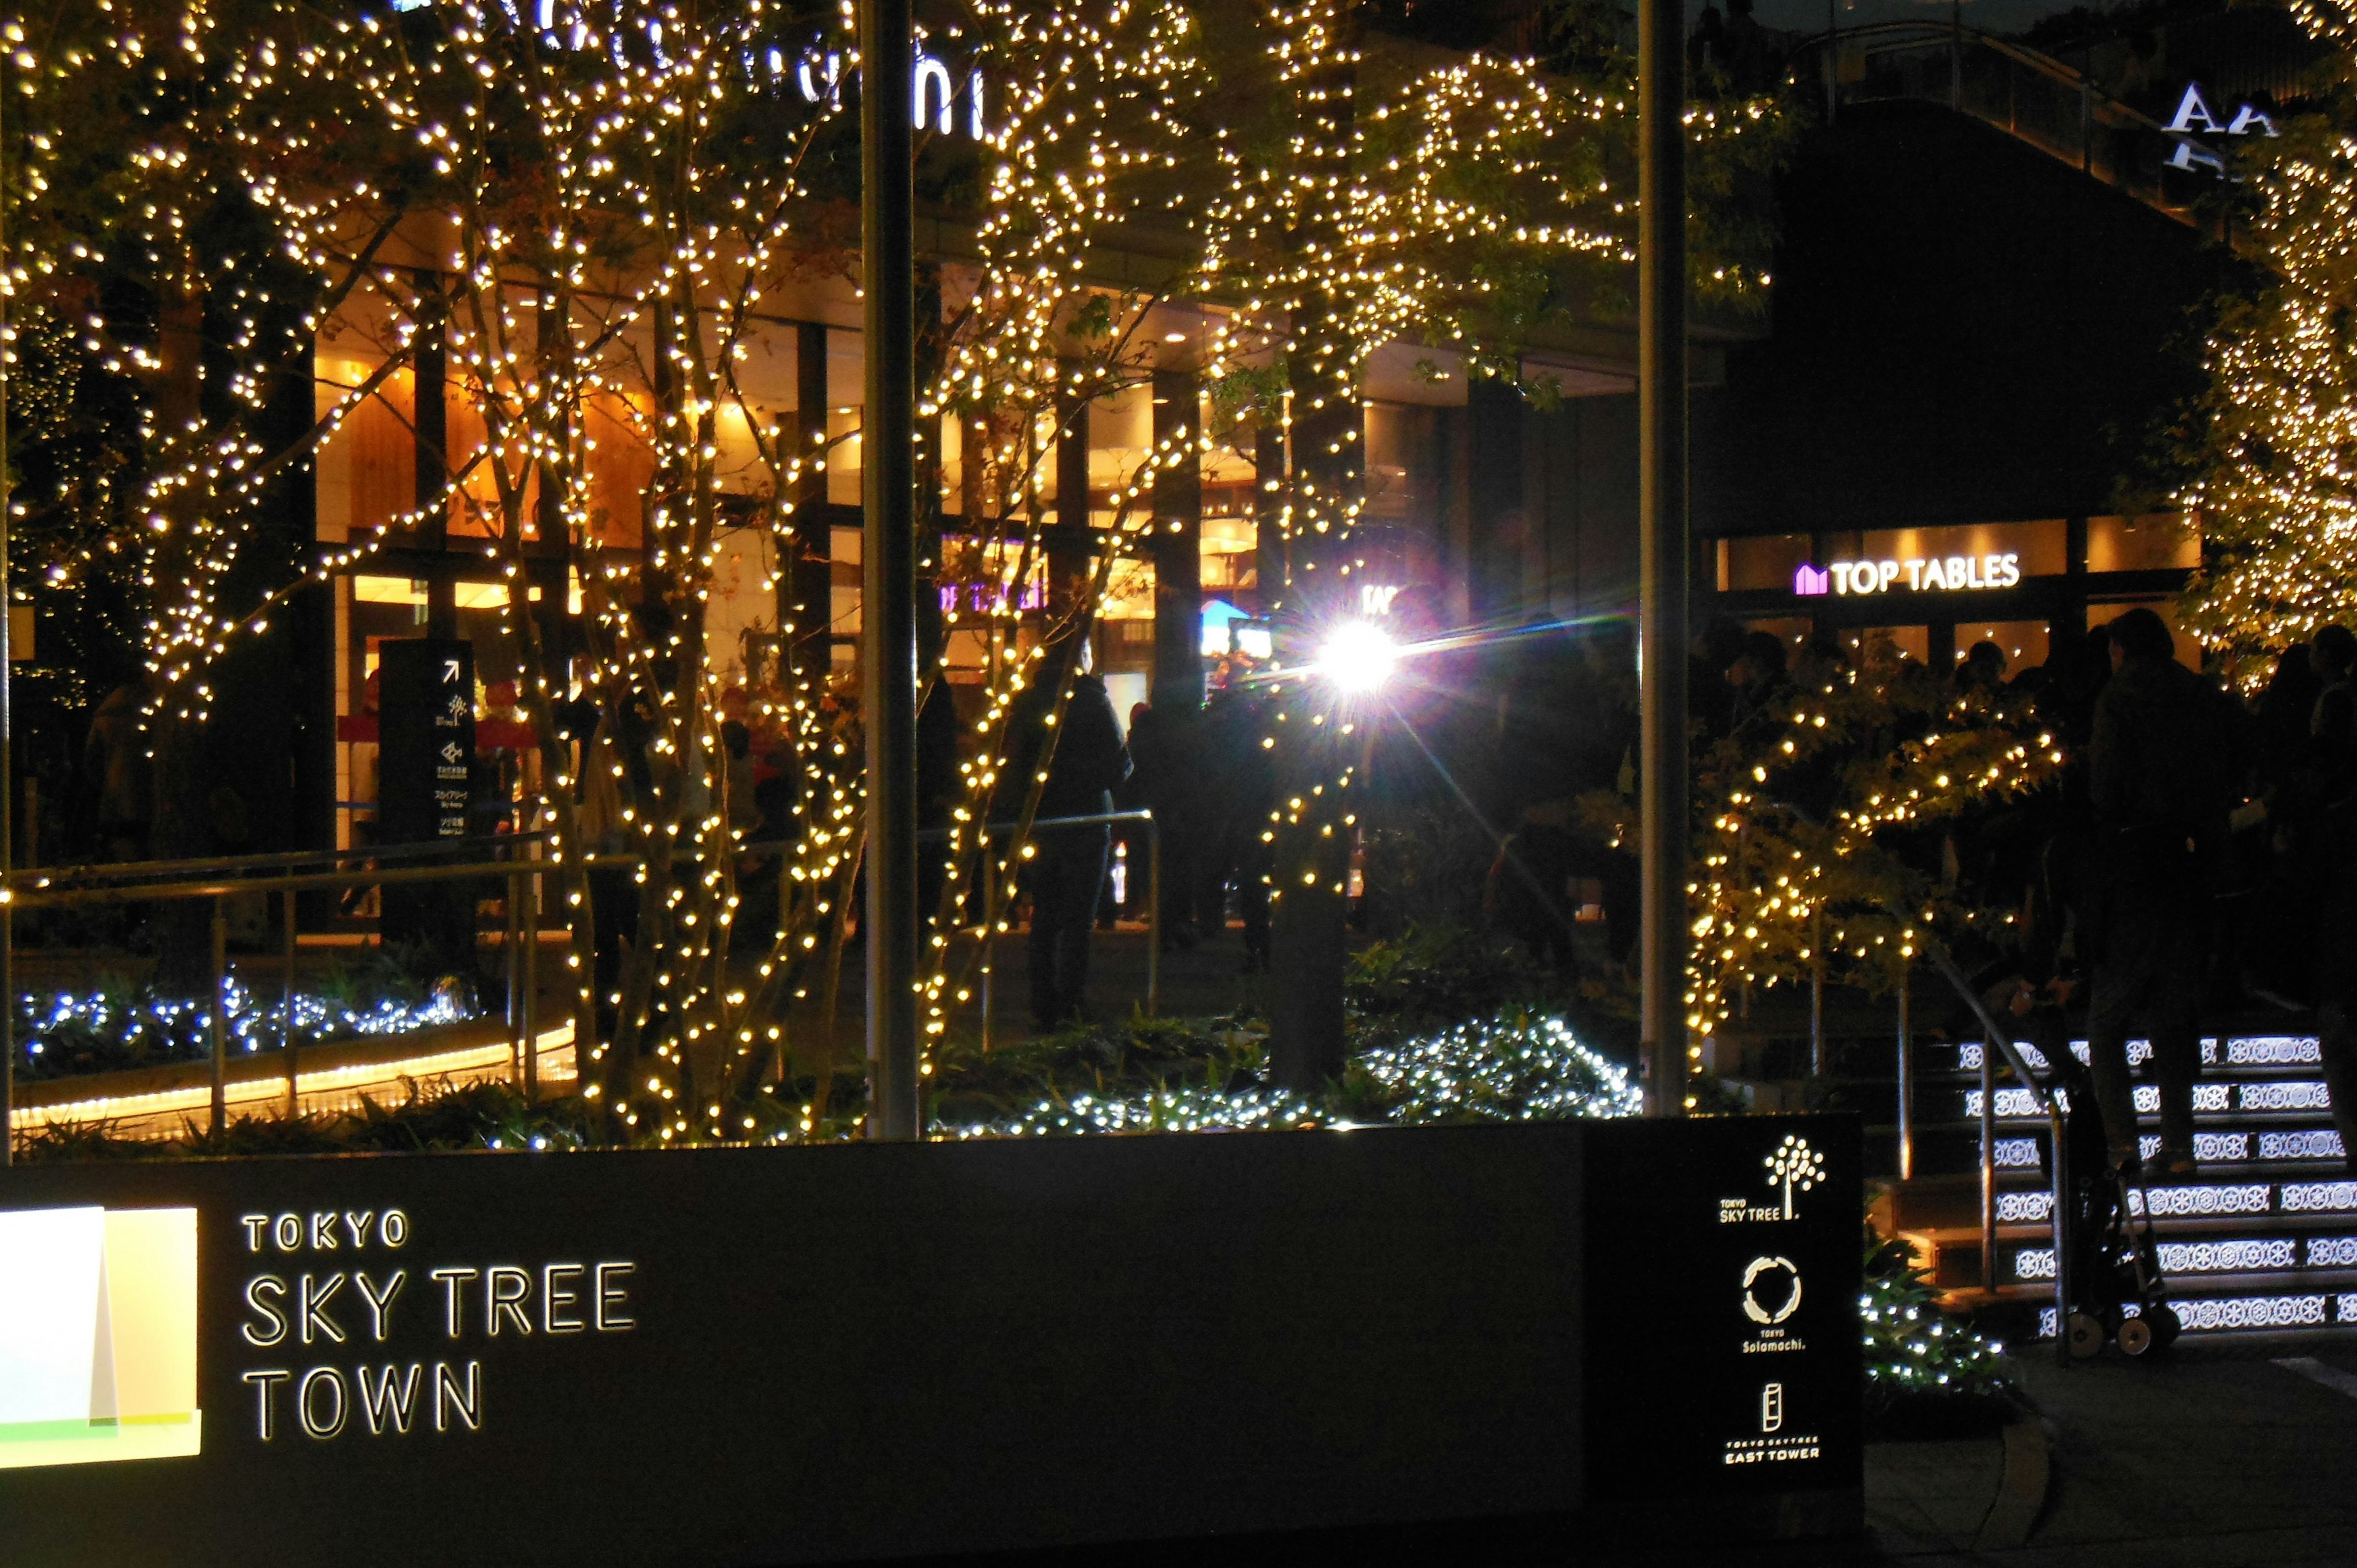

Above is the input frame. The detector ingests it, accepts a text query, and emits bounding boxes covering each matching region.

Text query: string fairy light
[4,0,1793,1141]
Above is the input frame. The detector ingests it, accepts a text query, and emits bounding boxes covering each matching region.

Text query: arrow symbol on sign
[443,659,463,682]
[441,743,463,763]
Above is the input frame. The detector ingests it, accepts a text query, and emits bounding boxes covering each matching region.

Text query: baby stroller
[2042,1033,2181,1358]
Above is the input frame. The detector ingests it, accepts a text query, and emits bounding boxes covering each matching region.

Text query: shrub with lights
[1862,1230,2019,1437]
[12,978,472,1083]
[935,1008,1639,1139]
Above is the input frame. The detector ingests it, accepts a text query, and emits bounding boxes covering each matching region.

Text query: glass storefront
[1710,514,2202,672]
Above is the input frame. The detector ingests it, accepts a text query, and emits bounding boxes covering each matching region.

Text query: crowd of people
[55,576,2357,1175]
[1703,608,2357,1180]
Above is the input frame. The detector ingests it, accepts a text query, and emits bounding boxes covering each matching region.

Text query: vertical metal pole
[506,867,524,1083]
[0,58,14,1170]
[1896,967,1914,1182]
[861,0,921,1141]
[209,897,229,1137]
[282,887,299,1116]
[521,865,539,1097]
[2080,80,2093,174]
[1808,908,1825,1076]
[1825,0,1839,122]
[1639,0,1689,1117]
[1147,815,1162,1018]
[1979,1035,1997,1294]
[2048,1105,2072,1366]
[978,852,996,1054]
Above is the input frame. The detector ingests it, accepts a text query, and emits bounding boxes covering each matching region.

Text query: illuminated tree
[1172,0,1795,1087]
[7,0,1800,1138]
[5,0,420,984]
[1585,641,2064,1100]
[2176,0,2357,668]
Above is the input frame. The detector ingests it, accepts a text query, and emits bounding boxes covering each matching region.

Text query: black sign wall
[0,1117,1859,1566]
[1584,1117,1864,1541]
[376,638,475,844]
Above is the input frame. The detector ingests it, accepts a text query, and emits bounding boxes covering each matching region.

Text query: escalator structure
[1791,21,2258,246]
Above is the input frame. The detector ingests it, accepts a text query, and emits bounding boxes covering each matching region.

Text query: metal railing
[1919,941,2073,1365]
[1790,21,2238,240]
[0,808,1161,1154]
[4,840,556,1147]
[919,808,1162,1051]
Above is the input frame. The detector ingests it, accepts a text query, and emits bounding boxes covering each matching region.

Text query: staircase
[1788,21,2245,245]
[1882,1030,2357,1345]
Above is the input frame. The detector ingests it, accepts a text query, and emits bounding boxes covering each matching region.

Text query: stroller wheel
[2146,1304,2182,1348]
[2067,1310,2107,1359]
[2117,1315,2155,1357]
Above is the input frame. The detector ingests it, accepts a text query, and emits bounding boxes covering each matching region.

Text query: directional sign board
[1583,1116,1862,1540]
[376,639,474,844]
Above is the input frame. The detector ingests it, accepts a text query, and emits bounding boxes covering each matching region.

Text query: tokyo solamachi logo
[1765,1135,1826,1220]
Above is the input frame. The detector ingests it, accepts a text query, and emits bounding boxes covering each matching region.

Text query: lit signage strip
[1793,554,2021,597]
[392,3,993,141]
[13,1027,578,1142]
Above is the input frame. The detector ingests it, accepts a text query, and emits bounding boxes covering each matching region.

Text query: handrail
[1794,22,2125,112]
[20,831,548,890]
[0,809,1166,1154]
[1921,942,2074,1366]
[1788,18,2241,242]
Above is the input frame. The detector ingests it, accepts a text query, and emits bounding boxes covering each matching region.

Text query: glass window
[1742,617,1813,660]
[1363,403,1437,528]
[315,355,416,543]
[1720,535,1813,592]
[2086,514,2199,573]
[1856,520,2069,579]
[1833,625,1930,664]
[2089,598,2202,670]
[826,328,863,506]
[1201,400,1261,592]
[1955,619,2049,676]
[714,320,797,496]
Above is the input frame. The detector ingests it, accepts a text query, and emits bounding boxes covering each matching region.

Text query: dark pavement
[1859,1341,2357,1567]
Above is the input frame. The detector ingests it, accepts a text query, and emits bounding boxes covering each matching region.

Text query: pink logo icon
[1794,564,1830,597]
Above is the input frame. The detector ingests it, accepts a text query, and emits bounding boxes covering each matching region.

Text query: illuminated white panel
[1964,1087,2042,1119]
[2130,1184,2273,1218]
[2304,1237,2357,1267]
[2222,1036,2323,1066]
[2015,1248,2056,1280]
[1997,1191,2054,1223]
[2240,1082,2332,1113]
[1959,1039,2154,1072]
[2282,1183,2357,1214]
[0,1208,105,1424]
[2140,1132,2250,1162]
[2342,1295,2357,1324]
[2259,1130,2346,1162]
[1995,1137,2042,1168]
[2168,1294,2328,1330]
[2156,1238,2296,1273]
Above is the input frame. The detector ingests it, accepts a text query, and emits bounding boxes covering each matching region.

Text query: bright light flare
[1320,620,1398,693]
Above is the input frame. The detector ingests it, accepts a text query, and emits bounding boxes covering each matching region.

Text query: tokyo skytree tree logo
[1765,1135,1827,1220]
